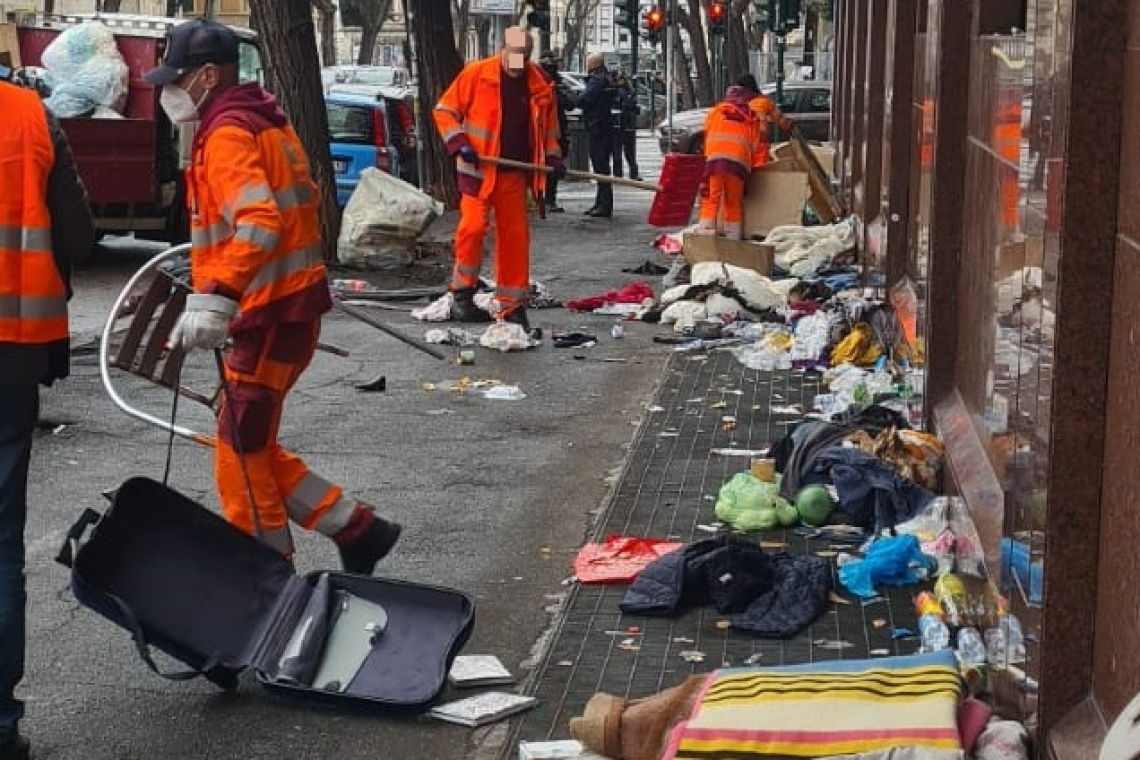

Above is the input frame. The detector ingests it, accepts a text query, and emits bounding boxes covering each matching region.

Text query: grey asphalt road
[20,137,678,759]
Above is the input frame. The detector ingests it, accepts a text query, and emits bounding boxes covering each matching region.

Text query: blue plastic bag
[839,534,933,598]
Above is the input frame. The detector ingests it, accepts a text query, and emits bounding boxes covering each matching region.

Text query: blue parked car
[325,91,417,206]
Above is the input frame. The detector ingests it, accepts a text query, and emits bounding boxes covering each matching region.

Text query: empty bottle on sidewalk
[918,613,950,652]
[984,614,1027,667]
[956,627,987,664]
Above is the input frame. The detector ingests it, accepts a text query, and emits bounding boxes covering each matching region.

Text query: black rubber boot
[451,287,493,323]
[504,307,530,331]
[336,510,403,575]
[0,735,29,760]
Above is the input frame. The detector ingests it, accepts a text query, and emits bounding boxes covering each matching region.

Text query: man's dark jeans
[0,384,36,744]
[587,131,614,212]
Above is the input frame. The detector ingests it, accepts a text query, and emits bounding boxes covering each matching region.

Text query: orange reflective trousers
[217,320,356,555]
[450,171,530,313]
[698,174,746,240]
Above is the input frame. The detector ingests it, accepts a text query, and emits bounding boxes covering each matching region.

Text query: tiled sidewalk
[505,350,925,752]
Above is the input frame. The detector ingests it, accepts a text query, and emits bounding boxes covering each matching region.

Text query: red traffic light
[708,1,726,22]
[645,6,664,29]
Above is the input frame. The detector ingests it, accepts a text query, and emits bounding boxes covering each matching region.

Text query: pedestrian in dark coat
[539,50,572,212]
[611,73,641,180]
[575,53,616,217]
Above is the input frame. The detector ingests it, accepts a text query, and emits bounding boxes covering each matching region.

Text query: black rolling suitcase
[56,476,474,710]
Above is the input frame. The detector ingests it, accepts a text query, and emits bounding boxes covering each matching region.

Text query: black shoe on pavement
[586,208,613,218]
[549,205,565,213]
[504,307,531,331]
[451,287,493,323]
[0,734,29,760]
[583,206,599,216]
[338,515,403,576]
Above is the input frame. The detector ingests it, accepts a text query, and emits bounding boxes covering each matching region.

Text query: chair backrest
[109,268,219,409]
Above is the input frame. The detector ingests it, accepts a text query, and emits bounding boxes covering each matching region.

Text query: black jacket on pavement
[619,535,831,638]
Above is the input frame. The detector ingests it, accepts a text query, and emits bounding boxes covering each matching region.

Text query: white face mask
[160,70,207,124]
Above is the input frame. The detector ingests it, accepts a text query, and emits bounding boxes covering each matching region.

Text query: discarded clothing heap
[770,405,937,534]
[766,218,859,278]
[619,535,831,638]
[564,281,655,313]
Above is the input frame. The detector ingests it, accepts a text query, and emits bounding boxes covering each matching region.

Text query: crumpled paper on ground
[424,327,479,346]
[480,322,539,352]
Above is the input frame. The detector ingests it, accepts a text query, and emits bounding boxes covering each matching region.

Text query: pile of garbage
[40,21,129,118]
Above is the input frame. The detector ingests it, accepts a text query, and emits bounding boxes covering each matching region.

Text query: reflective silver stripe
[455,263,481,278]
[259,525,295,555]
[191,220,232,248]
[285,472,335,516]
[247,243,321,292]
[233,223,280,251]
[225,183,274,223]
[434,105,463,120]
[0,293,67,320]
[441,127,465,142]
[466,124,493,141]
[276,183,315,210]
[312,496,357,537]
[496,286,529,300]
[0,226,52,252]
[457,164,484,180]
[712,133,755,150]
[722,222,743,240]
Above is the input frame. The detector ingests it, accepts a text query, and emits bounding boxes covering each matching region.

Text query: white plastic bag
[479,322,538,352]
[337,168,444,266]
[42,22,129,118]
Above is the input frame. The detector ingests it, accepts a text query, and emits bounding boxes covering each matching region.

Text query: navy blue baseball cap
[145,19,239,85]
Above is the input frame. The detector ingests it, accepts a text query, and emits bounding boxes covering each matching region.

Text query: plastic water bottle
[985,614,1027,667]
[918,613,950,652]
[956,627,987,664]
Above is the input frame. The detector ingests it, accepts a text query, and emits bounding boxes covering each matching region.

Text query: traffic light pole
[665,0,676,136]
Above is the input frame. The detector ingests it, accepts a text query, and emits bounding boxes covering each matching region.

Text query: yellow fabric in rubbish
[830,323,882,366]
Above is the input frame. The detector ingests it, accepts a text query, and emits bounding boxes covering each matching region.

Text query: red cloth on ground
[565,281,655,312]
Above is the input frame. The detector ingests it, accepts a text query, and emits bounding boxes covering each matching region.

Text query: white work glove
[170,293,238,351]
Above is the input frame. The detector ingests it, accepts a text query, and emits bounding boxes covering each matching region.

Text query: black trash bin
[565,112,590,173]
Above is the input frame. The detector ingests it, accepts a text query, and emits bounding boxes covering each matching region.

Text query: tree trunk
[249,0,341,261]
[475,16,492,58]
[677,0,713,106]
[725,0,750,84]
[409,0,464,207]
[312,0,338,66]
[356,0,393,65]
[453,0,472,53]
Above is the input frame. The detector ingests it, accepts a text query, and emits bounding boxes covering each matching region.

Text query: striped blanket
[662,651,963,759]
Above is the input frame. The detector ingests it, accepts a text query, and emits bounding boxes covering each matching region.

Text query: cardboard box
[995,236,1044,280]
[682,233,774,274]
[742,162,811,238]
[772,141,837,176]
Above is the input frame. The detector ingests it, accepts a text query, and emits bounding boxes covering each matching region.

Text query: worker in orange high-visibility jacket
[145,19,401,574]
[434,25,563,330]
[737,73,793,168]
[697,81,765,240]
[0,78,92,760]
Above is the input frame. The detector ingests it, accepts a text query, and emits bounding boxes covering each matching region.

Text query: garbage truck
[11,13,264,259]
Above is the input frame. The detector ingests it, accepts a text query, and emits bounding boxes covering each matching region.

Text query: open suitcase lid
[65,477,474,709]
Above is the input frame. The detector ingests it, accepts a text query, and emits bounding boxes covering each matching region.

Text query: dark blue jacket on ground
[619,535,831,638]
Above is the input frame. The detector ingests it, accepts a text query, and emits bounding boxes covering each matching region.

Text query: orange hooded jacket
[433,55,561,201]
[187,83,331,331]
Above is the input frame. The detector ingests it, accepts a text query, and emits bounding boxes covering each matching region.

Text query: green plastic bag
[714,472,796,531]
